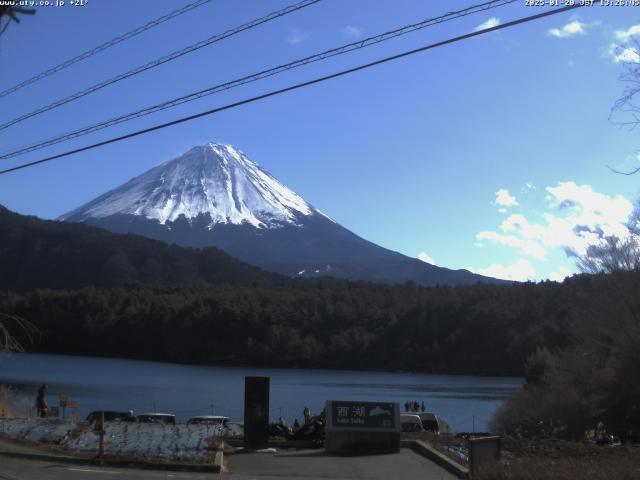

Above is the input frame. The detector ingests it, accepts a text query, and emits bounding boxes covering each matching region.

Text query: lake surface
[0,353,522,431]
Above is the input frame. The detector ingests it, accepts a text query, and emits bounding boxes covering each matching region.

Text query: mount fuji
[61,142,499,285]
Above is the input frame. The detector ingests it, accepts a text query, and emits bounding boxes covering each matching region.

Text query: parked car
[136,413,176,424]
[414,413,455,435]
[186,415,230,426]
[85,411,136,424]
[400,413,424,432]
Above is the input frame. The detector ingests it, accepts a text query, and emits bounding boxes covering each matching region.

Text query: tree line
[0,273,617,376]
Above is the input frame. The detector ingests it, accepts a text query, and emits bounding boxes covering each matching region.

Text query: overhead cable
[0,3,584,176]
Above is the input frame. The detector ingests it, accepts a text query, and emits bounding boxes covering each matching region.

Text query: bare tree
[577,236,640,274]
[0,6,36,23]
[0,313,38,353]
[609,39,640,175]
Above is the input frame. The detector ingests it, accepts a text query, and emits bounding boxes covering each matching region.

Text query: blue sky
[1,0,639,282]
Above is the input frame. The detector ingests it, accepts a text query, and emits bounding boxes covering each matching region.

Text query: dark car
[86,410,136,423]
[186,415,229,426]
[136,413,176,424]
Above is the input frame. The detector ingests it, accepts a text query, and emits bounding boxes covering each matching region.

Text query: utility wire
[0,0,320,132]
[0,0,214,99]
[0,3,584,176]
[0,0,516,160]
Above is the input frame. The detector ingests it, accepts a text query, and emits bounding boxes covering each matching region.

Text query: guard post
[325,400,400,454]
[244,376,270,449]
[94,411,106,463]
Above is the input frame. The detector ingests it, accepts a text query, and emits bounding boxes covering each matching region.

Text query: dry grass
[477,456,640,480]
[503,438,640,461]
[478,439,640,480]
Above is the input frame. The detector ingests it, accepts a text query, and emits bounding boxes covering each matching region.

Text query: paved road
[223,448,459,480]
[0,435,459,480]
[0,457,212,480]
[0,452,459,480]
[0,449,459,480]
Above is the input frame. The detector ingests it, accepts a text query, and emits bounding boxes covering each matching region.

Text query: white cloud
[495,188,519,207]
[472,259,536,282]
[607,24,640,63]
[342,25,363,38]
[475,182,634,265]
[608,44,640,63]
[476,230,548,260]
[474,17,500,32]
[418,251,436,265]
[539,183,633,256]
[615,24,640,41]
[548,20,586,38]
[286,28,310,46]
[500,214,546,240]
[547,266,572,283]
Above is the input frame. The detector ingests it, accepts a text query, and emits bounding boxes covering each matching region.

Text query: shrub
[477,456,640,480]
[0,384,13,417]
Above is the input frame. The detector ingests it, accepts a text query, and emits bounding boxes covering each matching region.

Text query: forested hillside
[0,205,281,291]
[2,272,625,376]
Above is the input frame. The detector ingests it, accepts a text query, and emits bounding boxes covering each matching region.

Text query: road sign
[58,393,68,408]
[327,400,398,430]
[325,400,401,454]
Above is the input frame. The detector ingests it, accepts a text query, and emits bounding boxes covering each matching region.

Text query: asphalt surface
[223,448,459,479]
[0,451,459,480]
[0,438,459,479]
[0,457,211,480]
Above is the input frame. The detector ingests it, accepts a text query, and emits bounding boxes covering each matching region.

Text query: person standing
[303,406,310,424]
[36,384,48,418]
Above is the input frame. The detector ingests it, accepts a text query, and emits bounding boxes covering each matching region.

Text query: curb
[0,448,223,473]
[401,439,469,479]
[226,438,319,450]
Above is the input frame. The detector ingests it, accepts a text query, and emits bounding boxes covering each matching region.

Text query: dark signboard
[328,400,398,430]
[244,376,270,448]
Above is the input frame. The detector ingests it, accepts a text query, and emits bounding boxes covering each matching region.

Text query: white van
[400,413,424,432]
[187,415,230,426]
[415,413,454,435]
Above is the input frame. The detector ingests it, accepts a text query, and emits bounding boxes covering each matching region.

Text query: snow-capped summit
[61,142,319,228]
[61,142,503,286]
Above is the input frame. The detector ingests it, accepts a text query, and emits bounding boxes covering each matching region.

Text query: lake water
[0,353,522,432]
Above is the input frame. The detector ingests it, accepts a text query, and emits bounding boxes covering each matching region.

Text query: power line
[0,3,584,177]
[0,0,214,99]
[0,0,321,132]
[0,0,517,160]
